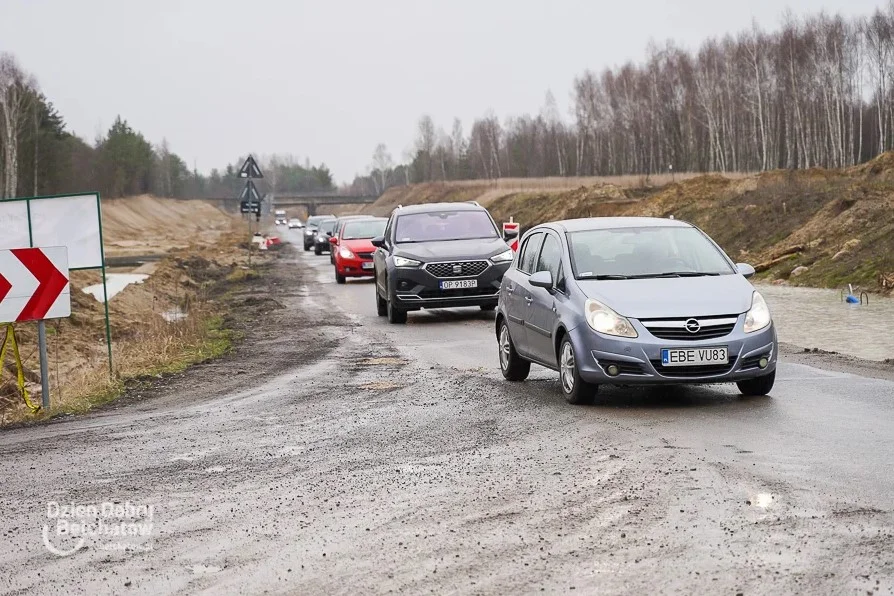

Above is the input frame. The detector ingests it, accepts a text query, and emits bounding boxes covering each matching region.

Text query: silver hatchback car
[495,217,777,404]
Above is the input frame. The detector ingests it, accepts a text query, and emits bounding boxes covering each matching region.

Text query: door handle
[506,284,514,294]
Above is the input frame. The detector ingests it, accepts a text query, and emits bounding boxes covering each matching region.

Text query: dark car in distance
[302,215,336,251]
[313,218,339,255]
[372,202,514,324]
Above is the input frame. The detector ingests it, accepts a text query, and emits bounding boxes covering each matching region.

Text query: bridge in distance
[213,193,380,215]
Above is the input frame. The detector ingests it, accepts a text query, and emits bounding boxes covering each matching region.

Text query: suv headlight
[585,299,638,338]
[393,256,422,268]
[305,229,314,236]
[339,247,355,259]
[490,249,514,264]
[744,291,771,333]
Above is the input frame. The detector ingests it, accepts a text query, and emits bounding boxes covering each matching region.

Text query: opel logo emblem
[453,264,463,274]
[684,318,701,334]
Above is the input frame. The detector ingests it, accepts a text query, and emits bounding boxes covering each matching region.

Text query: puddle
[82,274,149,303]
[748,493,774,508]
[760,285,894,361]
[188,564,222,575]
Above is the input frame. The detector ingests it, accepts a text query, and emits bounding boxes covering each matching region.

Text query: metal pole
[247,198,252,267]
[37,320,50,408]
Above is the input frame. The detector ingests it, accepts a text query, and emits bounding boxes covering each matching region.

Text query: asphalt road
[1,229,893,595]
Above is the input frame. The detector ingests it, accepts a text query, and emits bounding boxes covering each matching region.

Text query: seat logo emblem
[453,264,463,274]
[684,318,701,333]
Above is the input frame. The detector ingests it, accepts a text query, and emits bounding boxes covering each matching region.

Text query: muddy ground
[0,236,892,595]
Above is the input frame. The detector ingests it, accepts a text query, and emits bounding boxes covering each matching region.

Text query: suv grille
[641,316,738,341]
[417,287,498,299]
[424,261,489,278]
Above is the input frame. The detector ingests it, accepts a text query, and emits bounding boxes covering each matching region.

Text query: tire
[736,370,775,396]
[559,336,598,405]
[498,320,530,381]
[304,244,310,252]
[480,303,497,312]
[386,294,407,324]
[335,269,346,284]
[375,286,387,316]
[314,245,322,256]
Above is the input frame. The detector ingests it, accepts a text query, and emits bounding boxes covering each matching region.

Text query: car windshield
[342,219,386,240]
[568,226,734,279]
[318,220,337,234]
[306,216,331,227]
[394,211,498,243]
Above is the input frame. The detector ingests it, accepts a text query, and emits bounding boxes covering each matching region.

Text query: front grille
[417,287,499,299]
[424,260,489,278]
[641,316,737,341]
[597,359,647,376]
[357,252,374,259]
[650,357,737,378]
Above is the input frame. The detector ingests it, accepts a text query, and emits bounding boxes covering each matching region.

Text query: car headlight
[339,247,355,259]
[393,256,422,268]
[584,299,638,338]
[744,291,771,333]
[490,249,514,263]
[305,229,313,236]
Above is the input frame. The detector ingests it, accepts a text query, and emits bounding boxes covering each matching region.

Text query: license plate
[361,262,374,270]
[440,279,477,290]
[661,346,728,367]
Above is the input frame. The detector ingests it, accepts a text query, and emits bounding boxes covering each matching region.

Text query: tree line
[354,5,894,192]
[0,52,334,201]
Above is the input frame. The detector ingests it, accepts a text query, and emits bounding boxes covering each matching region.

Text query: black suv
[302,214,335,251]
[372,202,514,324]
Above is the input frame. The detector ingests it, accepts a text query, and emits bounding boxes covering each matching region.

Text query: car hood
[342,239,376,252]
[395,238,510,260]
[577,275,756,319]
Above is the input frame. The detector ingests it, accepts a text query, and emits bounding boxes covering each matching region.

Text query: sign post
[236,156,264,266]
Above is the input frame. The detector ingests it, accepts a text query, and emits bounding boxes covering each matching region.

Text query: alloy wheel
[560,342,575,393]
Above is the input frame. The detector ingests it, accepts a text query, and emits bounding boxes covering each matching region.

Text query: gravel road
[1,233,892,595]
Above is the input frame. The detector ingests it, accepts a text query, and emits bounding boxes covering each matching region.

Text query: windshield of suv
[318,220,337,234]
[342,219,386,240]
[568,226,734,279]
[394,211,498,243]
[306,215,333,228]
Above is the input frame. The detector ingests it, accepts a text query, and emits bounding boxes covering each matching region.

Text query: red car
[330,217,388,284]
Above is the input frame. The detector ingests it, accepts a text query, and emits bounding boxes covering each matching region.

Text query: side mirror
[329,236,338,245]
[371,236,386,249]
[736,263,756,279]
[529,270,554,290]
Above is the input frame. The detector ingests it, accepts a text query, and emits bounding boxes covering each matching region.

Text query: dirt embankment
[364,156,894,292]
[1,196,266,425]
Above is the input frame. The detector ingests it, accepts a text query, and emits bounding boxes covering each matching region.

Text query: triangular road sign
[239,180,262,204]
[238,155,264,179]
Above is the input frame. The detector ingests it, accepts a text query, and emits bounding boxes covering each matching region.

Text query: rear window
[342,219,386,240]
[394,210,498,243]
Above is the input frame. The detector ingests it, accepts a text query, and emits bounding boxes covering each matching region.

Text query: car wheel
[498,320,530,381]
[480,303,497,312]
[736,370,775,396]
[304,243,310,252]
[335,269,346,284]
[375,287,387,316]
[386,294,407,324]
[559,337,598,405]
[314,245,322,256]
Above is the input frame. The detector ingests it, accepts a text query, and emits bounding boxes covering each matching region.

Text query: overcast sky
[0,0,886,183]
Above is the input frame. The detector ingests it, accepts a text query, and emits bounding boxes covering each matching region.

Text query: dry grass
[438,172,753,192]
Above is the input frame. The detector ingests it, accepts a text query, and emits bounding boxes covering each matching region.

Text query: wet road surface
[1,230,893,595]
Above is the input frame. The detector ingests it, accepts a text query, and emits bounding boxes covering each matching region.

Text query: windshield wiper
[588,274,629,280]
[628,271,720,279]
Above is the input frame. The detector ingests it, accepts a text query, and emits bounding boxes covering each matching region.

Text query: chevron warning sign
[0,247,70,324]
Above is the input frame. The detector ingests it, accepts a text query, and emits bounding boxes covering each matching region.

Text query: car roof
[538,216,693,233]
[335,214,375,221]
[393,202,485,215]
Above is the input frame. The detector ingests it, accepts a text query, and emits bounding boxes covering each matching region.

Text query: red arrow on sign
[10,248,69,321]
[0,273,10,304]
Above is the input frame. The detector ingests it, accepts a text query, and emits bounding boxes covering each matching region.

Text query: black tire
[375,286,387,316]
[314,245,322,256]
[480,303,497,312]
[304,244,311,252]
[559,336,598,405]
[736,370,775,396]
[498,320,530,381]
[335,270,346,284]
[386,294,407,324]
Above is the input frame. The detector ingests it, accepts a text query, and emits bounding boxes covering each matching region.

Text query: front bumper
[314,239,331,253]
[391,261,510,310]
[336,255,375,277]
[569,318,778,385]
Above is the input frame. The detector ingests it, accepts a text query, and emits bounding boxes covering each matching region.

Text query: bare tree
[371,143,393,193]
[0,53,37,199]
